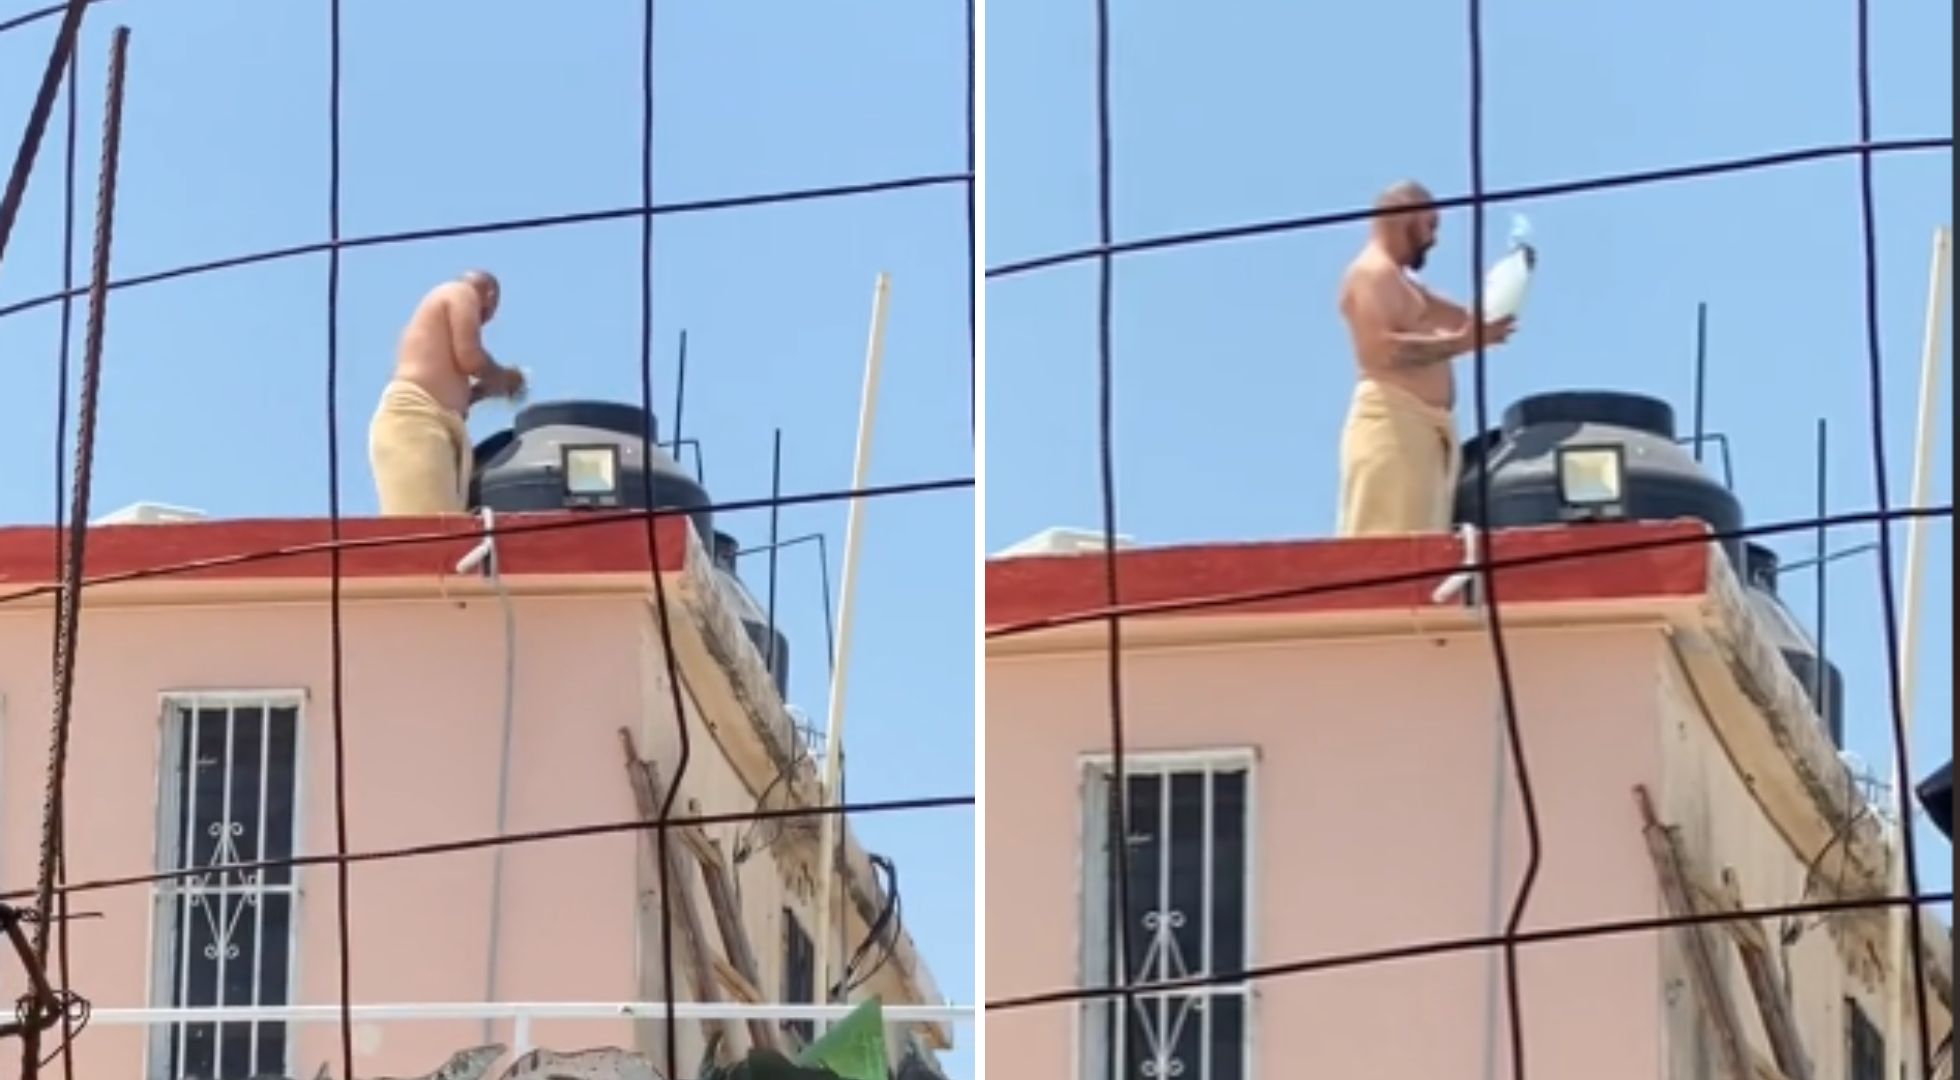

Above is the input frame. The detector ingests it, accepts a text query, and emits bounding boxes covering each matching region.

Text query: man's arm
[444,285,507,380]
[1383,327,1469,367]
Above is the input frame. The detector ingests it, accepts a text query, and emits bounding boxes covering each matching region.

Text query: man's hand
[1462,315,1517,349]
[473,365,527,401]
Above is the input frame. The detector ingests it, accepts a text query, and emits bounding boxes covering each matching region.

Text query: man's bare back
[393,271,521,417]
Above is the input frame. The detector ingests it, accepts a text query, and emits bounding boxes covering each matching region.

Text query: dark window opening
[1846,998,1884,1080]
[783,907,816,1047]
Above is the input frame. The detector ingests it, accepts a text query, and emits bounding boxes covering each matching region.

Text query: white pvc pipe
[1886,224,1950,1080]
[84,1001,975,1026]
[813,272,894,1032]
[478,506,521,1047]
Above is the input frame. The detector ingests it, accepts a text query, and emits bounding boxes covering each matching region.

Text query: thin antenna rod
[671,329,688,460]
[1813,417,1829,738]
[734,532,838,679]
[767,428,783,680]
[1692,302,1708,463]
[815,532,837,677]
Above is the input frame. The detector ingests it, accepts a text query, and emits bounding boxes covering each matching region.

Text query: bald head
[1371,181,1440,272]
[461,269,501,322]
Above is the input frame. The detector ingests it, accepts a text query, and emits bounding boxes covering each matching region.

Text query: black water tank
[710,531,791,701]
[1918,759,1952,841]
[1740,543,1846,747]
[471,400,713,545]
[1453,390,1745,566]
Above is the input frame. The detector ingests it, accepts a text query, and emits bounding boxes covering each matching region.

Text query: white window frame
[145,690,307,1080]
[1074,747,1259,1080]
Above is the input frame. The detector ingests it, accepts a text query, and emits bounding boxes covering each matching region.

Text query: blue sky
[986,0,1952,983]
[0,2,974,1074]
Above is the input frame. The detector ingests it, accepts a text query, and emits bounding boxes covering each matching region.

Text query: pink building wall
[0,588,737,1078]
[986,624,1671,1078]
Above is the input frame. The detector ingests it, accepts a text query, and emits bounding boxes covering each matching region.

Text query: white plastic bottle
[1482,213,1536,322]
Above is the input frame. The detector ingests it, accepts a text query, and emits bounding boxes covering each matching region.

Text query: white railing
[87,1000,974,1058]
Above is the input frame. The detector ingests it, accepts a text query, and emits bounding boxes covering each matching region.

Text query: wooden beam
[714,955,765,1003]
[621,728,782,1055]
[1636,786,1755,1080]
[1718,870,1815,1080]
[620,730,741,1060]
[691,833,781,1053]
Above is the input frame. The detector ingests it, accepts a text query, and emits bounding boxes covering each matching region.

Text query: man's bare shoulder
[1340,249,1406,313]
[1349,248,1404,283]
[415,280,476,320]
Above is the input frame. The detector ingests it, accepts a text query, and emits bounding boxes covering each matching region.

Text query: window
[783,907,816,1047]
[1845,998,1884,1080]
[148,696,300,1080]
[1079,753,1253,1080]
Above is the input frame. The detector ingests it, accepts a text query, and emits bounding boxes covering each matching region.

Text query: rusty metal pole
[25,25,131,1080]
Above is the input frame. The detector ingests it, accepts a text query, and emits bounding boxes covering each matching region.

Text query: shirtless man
[368,270,528,516]
[1333,181,1516,537]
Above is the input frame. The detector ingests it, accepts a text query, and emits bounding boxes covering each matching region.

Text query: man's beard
[1406,242,1431,272]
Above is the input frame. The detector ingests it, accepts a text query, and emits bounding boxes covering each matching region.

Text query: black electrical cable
[1850,0,1934,1065]
[835,853,899,996]
[633,3,692,1077]
[0,0,104,37]
[323,3,357,1077]
[1087,0,1139,1071]
[1463,4,1541,1076]
[731,750,808,868]
[0,794,973,904]
[0,173,970,324]
[984,887,1952,1013]
[852,869,903,994]
[985,137,1950,279]
[965,0,977,439]
[28,992,87,1071]
[0,476,972,610]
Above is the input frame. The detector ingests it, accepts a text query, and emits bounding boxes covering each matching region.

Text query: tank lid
[514,400,659,442]
[1501,391,1676,441]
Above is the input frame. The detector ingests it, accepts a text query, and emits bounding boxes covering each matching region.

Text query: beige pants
[1335,378,1461,538]
[368,380,470,516]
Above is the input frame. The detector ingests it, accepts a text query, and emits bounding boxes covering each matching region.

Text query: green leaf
[793,998,889,1080]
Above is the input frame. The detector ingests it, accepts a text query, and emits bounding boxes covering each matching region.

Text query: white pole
[1886,225,1949,1080]
[813,272,894,1033]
